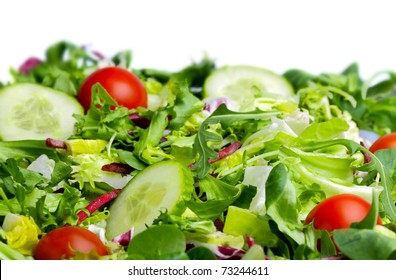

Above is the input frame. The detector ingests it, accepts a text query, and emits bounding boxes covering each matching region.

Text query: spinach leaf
[187,246,216,260]
[334,228,396,260]
[127,225,188,260]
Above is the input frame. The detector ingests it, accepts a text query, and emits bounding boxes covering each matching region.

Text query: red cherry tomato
[34,226,108,260]
[78,66,147,112]
[304,194,381,232]
[369,132,396,153]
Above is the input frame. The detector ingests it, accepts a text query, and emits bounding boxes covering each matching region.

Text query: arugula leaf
[292,244,320,260]
[117,150,147,170]
[299,138,396,220]
[351,189,380,230]
[49,161,72,187]
[192,127,222,178]
[373,148,396,183]
[319,230,337,258]
[192,104,279,178]
[186,175,242,219]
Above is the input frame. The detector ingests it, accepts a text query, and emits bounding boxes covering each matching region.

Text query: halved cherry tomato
[34,226,108,260]
[78,66,147,112]
[304,194,381,232]
[369,132,396,153]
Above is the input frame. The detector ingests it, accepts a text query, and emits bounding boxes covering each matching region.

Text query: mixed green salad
[1,41,396,260]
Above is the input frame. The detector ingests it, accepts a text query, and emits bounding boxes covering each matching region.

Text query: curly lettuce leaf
[2,213,40,255]
[133,110,169,165]
[168,80,204,130]
[73,83,136,144]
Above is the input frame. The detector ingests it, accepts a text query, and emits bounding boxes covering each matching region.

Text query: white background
[1,259,394,280]
[1,0,396,81]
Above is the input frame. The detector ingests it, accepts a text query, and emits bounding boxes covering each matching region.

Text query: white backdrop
[1,0,395,81]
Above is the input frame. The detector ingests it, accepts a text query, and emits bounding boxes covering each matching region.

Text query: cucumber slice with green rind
[105,160,194,240]
[0,83,83,141]
[203,65,294,111]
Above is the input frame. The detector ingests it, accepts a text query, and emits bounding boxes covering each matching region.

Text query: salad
[1,41,396,260]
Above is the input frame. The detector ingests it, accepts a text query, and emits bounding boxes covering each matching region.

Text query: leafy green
[300,118,349,140]
[364,97,396,134]
[133,110,169,164]
[73,83,136,145]
[186,175,241,219]
[138,56,215,97]
[319,230,337,258]
[298,138,396,220]
[0,140,57,162]
[223,205,278,247]
[153,210,216,233]
[241,244,266,260]
[127,225,188,260]
[2,213,40,255]
[2,41,396,261]
[284,64,396,135]
[334,228,396,259]
[351,189,380,230]
[192,104,279,178]
[187,246,217,260]
[373,148,396,191]
[168,80,204,130]
[265,163,288,209]
[0,240,34,260]
[265,164,305,245]
[9,41,132,96]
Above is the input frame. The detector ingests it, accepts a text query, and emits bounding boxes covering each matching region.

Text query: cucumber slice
[203,65,294,111]
[0,83,83,141]
[105,160,194,240]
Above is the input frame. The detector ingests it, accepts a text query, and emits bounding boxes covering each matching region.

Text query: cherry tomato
[34,226,108,260]
[304,194,381,232]
[78,66,147,112]
[369,132,396,153]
